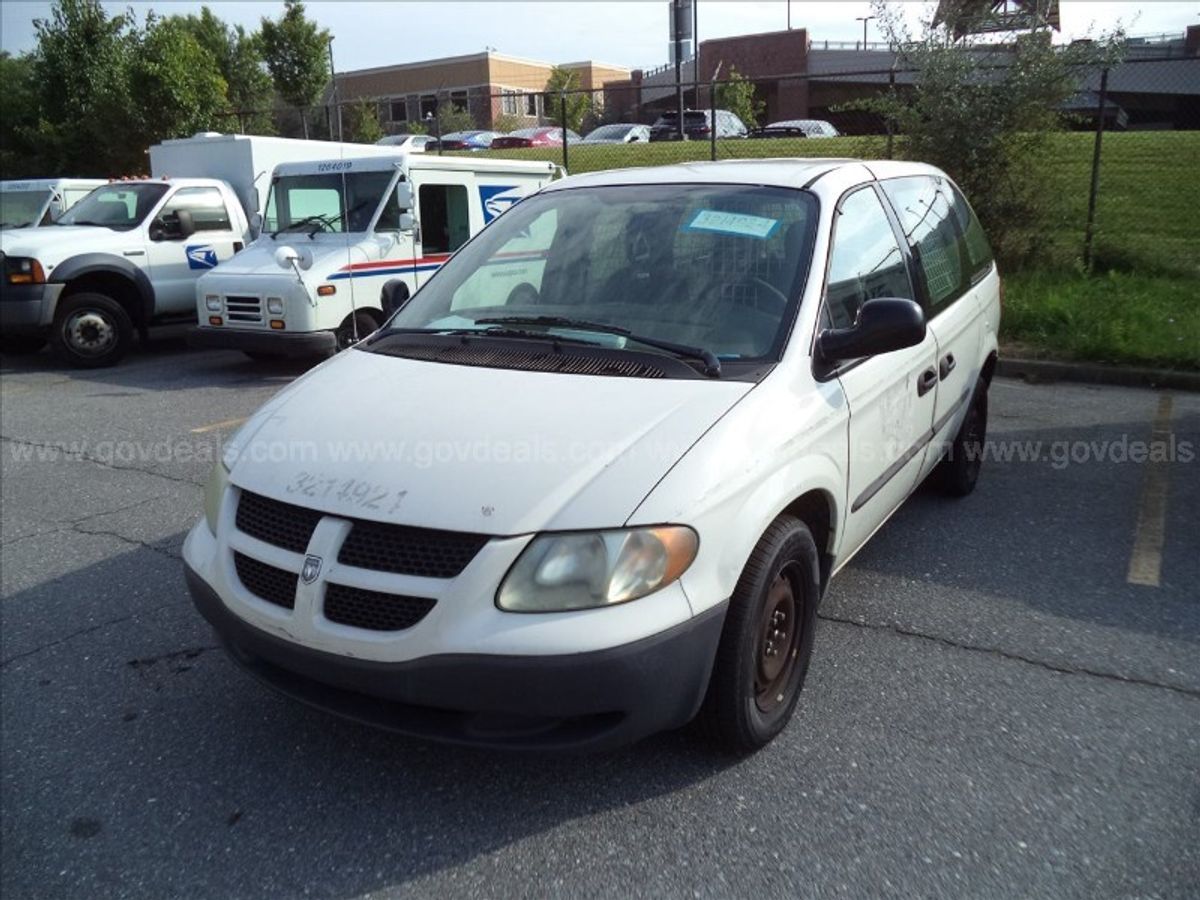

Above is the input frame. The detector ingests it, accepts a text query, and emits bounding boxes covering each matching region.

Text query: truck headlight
[4,256,46,285]
[205,294,221,311]
[267,297,284,315]
[496,526,698,612]
[203,460,231,534]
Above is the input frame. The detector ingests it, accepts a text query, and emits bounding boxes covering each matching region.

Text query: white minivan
[183,159,1001,752]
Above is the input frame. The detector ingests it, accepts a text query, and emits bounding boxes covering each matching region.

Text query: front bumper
[187,326,336,356]
[0,282,63,334]
[185,561,726,752]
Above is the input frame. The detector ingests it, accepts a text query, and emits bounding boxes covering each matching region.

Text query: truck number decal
[316,161,353,173]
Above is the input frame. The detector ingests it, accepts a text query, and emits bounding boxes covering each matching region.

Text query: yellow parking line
[190,416,247,435]
[1126,394,1173,587]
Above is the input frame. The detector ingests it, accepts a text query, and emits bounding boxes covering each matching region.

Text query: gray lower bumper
[187,326,337,356]
[0,283,63,334]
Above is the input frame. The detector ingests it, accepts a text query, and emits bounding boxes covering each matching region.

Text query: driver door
[145,187,242,314]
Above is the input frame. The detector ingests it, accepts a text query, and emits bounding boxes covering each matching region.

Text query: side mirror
[396,182,413,210]
[817,298,926,363]
[380,278,410,315]
[152,209,196,241]
[398,212,415,232]
[175,209,196,238]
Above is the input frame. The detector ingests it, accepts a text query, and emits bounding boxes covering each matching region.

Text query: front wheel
[51,293,133,369]
[699,515,820,753]
[335,311,380,351]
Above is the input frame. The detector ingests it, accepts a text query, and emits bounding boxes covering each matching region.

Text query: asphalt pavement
[2,333,1198,899]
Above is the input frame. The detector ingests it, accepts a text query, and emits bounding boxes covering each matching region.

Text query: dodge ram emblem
[301,555,322,584]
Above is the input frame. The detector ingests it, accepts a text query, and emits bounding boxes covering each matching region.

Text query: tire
[51,292,133,369]
[941,385,988,497]
[242,351,280,362]
[0,335,47,355]
[699,515,821,753]
[335,311,380,351]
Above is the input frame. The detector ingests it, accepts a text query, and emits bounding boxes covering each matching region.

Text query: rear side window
[824,187,913,331]
[947,184,994,279]
[880,176,966,316]
[162,187,233,232]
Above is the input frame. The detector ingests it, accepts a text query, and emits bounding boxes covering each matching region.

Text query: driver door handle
[917,368,938,397]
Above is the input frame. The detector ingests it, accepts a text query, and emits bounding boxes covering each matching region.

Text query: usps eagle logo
[186,245,219,270]
[478,185,525,223]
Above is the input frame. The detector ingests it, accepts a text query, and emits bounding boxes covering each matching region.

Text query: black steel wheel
[51,292,133,369]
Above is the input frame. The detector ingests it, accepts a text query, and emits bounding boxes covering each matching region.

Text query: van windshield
[0,190,50,228]
[379,183,818,366]
[264,170,394,234]
[56,184,168,231]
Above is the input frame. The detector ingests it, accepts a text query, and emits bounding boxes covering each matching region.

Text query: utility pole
[856,15,875,49]
[327,36,342,141]
[787,0,791,31]
[673,0,684,139]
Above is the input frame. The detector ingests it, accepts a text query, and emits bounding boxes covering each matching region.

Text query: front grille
[236,491,323,554]
[234,552,297,609]
[338,520,488,578]
[379,343,668,379]
[324,583,435,632]
[225,295,263,324]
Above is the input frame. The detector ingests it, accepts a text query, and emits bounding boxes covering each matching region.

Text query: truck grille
[225,295,263,324]
[323,583,436,632]
[234,552,297,609]
[338,520,489,578]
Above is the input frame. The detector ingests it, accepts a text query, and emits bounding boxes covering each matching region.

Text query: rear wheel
[51,292,133,369]
[335,311,380,351]
[699,515,820,753]
[941,386,988,497]
[0,335,47,355]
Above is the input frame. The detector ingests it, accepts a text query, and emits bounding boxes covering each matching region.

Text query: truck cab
[188,154,557,359]
[1,179,107,230]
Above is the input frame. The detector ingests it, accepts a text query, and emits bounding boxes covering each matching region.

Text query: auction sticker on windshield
[684,209,779,239]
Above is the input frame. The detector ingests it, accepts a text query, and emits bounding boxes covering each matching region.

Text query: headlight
[205,294,221,311]
[4,256,45,285]
[203,460,231,534]
[496,526,698,612]
[267,297,284,314]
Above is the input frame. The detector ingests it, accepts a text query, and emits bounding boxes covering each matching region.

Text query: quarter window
[161,187,233,232]
[880,176,966,315]
[947,183,994,279]
[824,187,913,331]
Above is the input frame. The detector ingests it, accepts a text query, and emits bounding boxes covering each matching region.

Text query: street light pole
[327,36,342,141]
[855,15,875,49]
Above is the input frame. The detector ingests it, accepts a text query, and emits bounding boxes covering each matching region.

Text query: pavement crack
[0,601,180,669]
[1,434,205,488]
[68,521,182,561]
[818,612,1200,700]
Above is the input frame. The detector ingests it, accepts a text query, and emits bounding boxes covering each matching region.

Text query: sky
[2,1,1196,72]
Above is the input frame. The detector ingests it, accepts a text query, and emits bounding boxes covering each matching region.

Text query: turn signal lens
[317,284,336,297]
[208,316,222,326]
[6,258,45,285]
[270,319,285,330]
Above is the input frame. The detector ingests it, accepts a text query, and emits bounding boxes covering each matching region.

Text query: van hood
[227,347,752,535]
[0,225,136,267]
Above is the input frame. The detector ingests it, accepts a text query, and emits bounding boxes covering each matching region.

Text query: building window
[419,94,437,119]
[501,90,519,115]
[525,93,539,116]
[390,99,407,123]
[449,90,469,112]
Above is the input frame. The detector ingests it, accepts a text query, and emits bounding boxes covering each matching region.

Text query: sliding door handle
[917,368,938,397]
[939,353,956,379]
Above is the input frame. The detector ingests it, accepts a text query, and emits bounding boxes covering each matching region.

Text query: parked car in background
[375,134,436,152]
[431,131,503,151]
[491,127,582,149]
[749,119,841,139]
[580,124,651,144]
[183,158,1000,754]
[649,109,748,141]
[1,179,107,229]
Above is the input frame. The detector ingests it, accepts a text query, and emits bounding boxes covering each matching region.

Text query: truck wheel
[335,311,379,351]
[699,515,820,753]
[0,335,47,355]
[242,351,280,362]
[51,293,133,369]
[941,386,988,497]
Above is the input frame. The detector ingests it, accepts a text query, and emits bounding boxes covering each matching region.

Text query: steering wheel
[697,276,789,316]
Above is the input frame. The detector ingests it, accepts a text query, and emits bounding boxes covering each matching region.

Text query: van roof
[271,154,557,178]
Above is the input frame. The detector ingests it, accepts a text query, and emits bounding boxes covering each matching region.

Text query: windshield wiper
[474,315,722,377]
[272,214,328,239]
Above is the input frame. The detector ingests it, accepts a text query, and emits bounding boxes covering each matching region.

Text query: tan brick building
[333,52,630,132]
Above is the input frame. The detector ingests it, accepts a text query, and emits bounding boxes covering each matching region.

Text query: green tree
[491,113,524,134]
[27,0,138,174]
[544,66,591,132]
[259,0,331,138]
[128,15,228,150]
[345,98,384,143]
[178,7,275,133]
[714,66,763,128]
[0,52,41,178]
[435,102,477,135]
[854,1,1123,267]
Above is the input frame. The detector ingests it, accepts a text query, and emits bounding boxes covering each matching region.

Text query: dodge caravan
[183,159,1001,753]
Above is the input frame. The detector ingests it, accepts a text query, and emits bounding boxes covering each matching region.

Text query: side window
[418,184,470,254]
[947,183,994,280]
[824,187,913,331]
[161,187,233,232]
[880,176,966,316]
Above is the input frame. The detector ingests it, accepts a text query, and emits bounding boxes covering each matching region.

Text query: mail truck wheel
[0,335,47,355]
[700,515,820,753]
[51,293,133,369]
[942,386,988,497]
[335,311,380,351]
